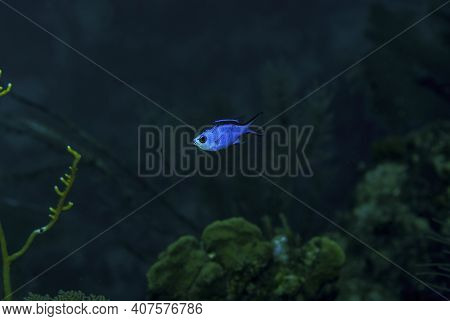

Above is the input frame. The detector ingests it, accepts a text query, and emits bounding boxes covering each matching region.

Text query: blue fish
[193,113,262,151]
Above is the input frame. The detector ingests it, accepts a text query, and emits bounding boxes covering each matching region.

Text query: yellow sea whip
[0,69,12,97]
[0,146,81,300]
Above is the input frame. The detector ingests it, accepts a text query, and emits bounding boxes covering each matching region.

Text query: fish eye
[199,136,207,144]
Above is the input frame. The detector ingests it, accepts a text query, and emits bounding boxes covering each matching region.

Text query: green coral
[147,235,225,300]
[202,218,272,299]
[202,217,272,271]
[147,217,345,300]
[273,271,302,298]
[25,290,107,301]
[301,237,346,297]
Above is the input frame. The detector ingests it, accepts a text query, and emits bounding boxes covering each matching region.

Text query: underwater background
[0,0,449,300]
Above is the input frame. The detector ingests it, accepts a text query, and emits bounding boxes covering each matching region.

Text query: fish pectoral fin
[233,138,240,145]
[215,135,224,145]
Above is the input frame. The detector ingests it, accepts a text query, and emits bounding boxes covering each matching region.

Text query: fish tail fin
[244,112,264,136]
[242,112,263,126]
[247,126,264,136]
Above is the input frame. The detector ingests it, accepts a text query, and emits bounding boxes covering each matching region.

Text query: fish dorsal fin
[214,119,240,124]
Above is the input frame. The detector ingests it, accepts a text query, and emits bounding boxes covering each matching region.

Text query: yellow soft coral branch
[0,69,12,97]
[0,146,81,300]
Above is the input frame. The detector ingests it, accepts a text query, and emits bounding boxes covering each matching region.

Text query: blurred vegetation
[332,1,450,300]
[337,121,449,300]
[364,2,450,134]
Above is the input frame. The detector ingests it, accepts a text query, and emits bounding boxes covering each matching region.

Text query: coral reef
[24,290,107,301]
[146,235,225,300]
[147,217,345,300]
[338,121,450,300]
